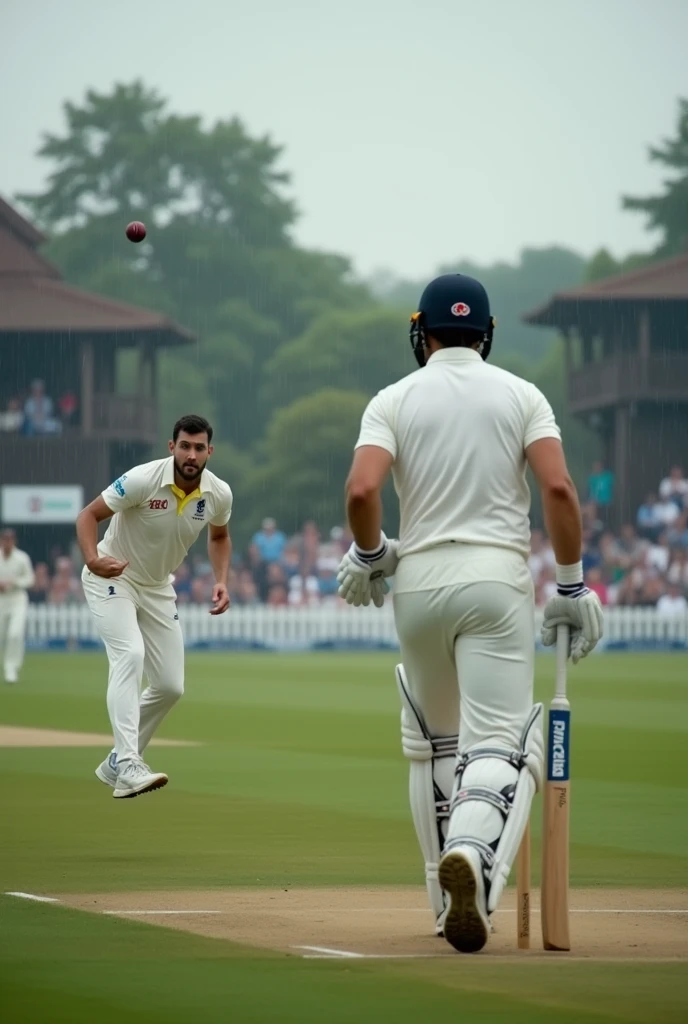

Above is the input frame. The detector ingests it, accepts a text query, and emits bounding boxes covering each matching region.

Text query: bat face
[542,700,571,951]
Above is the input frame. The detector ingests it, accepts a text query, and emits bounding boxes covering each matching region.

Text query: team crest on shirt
[192,499,206,521]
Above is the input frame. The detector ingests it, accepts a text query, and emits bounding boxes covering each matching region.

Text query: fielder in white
[76,414,233,799]
[0,528,35,684]
[337,274,604,954]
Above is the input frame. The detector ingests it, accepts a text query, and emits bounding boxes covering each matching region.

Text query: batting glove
[541,562,604,663]
[337,534,400,609]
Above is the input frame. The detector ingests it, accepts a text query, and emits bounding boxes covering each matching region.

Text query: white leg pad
[443,703,544,915]
[396,664,456,933]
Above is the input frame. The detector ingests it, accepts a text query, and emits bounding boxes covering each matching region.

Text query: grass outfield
[0,651,686,1022]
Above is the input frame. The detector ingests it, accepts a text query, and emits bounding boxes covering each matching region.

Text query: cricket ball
[125,221,147,243]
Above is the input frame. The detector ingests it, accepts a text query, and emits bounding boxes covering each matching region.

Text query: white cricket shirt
[0,547,35,601]
[96,457,233,586]
[355,347,561,593]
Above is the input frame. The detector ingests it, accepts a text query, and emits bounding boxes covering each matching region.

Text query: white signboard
[1,485,84,524]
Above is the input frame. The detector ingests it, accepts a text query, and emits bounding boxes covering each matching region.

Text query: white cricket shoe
[4,671,18,684]
[113,758,168,799]
[438,845,490,953]
[95,752,118,788]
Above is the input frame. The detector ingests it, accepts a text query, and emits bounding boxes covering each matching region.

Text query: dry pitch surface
[4,726,687,963]
[47,887,688,961]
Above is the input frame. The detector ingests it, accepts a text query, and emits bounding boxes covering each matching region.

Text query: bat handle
[555,623,569,700]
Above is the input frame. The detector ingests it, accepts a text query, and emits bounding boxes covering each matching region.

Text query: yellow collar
[163,457,208,516]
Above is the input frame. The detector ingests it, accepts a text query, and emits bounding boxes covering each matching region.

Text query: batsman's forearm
[346,487,383,551]
[76,510,100,565]
[541,480,582,567]
[208,535,231,584]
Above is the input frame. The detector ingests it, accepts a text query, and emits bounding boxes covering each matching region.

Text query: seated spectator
[58,390,78,427]
[653,495,680,532]
[580,501,605,540]
[659,466,688,510]
[316,557,340,598]
[656,584,688,616]
[587,461,614,509]
[266,583,288,606]
[235,569,260,606]
[528,529,555,582]
[48,556,82,604]
[251,518,287,564]
[637,493,662,541]
[299,520,321,575]
[280,544,303,580]
[28,562,51,604]
[584,567,608,605]
[23,379,61,435]
[668,550,688,589]
[288,574,320,607]
[666,512,688,550]
[643,539,669,575]
[317,526,348,564]
[615,524,648,564]
[0,397,24,432]
[190,577,213,605]
[581,531,602,573]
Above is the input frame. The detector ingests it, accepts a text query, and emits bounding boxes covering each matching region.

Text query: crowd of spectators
[17,466,688,614]
[0,379,78,435]
[530,463,688,615]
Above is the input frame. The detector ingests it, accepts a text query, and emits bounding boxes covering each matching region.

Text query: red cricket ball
[125,221,146,243]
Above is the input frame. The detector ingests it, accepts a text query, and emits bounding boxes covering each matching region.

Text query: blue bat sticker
[547,709,570,782]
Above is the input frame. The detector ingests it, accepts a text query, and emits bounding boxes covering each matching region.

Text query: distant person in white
[76,415,233,800]
[337,274,603,954]
[0,528,35,684]
[656,585,688,616]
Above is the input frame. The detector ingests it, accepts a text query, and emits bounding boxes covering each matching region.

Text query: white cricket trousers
[393,577,535,754]
[82,570,185,763]
[0,592,29,681]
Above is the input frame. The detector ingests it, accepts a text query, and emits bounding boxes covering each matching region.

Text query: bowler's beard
[174,457,206,484]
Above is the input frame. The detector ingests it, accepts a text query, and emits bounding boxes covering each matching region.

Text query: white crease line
[5,892,60,903]
[294,945,365,959]
[301,953,688,963]
[103,910,222,916]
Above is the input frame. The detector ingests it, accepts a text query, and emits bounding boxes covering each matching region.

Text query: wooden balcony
[89,393,158,443]
[569,354,688,412]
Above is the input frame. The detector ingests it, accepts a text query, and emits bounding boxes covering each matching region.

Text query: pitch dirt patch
[54,887,688,960]
[0,726,198,748]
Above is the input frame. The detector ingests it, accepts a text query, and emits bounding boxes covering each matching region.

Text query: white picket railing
[25,603,688,651]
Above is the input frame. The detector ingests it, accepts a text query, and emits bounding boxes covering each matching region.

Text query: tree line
[17,84,688,544]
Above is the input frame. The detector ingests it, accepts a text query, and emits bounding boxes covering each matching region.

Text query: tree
[261,306,412,413]
[622,97,688,258]
[17,81,372,452]
[241,389,371,535]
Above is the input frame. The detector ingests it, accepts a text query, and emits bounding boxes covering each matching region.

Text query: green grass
[0,651,687,1022]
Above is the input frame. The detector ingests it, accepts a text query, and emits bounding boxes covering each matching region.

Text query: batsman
[337,274,604,953]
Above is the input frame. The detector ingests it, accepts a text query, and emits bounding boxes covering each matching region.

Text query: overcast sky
[2,0,686,279]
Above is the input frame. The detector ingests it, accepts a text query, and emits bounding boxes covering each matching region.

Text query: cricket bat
[516,821,531,948]
[541,623,571,951]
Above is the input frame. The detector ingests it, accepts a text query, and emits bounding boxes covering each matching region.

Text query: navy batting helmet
[409,273,496,367]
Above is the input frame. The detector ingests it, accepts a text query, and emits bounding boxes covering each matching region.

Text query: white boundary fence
[25,604,688,652]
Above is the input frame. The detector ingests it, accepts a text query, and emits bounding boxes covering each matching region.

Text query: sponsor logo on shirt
[113,475,127,497]
[107,585,116,596]
[192,499,206,521]
[149,499,169,510]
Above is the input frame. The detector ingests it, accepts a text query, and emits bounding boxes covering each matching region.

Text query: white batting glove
[337,534,400,609]
[541,562,604,664]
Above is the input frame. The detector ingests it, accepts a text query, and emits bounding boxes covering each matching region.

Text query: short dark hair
[172,415,213,444]
[429,326,483,349]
